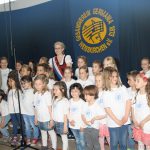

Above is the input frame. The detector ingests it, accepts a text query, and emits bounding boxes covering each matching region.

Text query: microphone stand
[13,89,39,150]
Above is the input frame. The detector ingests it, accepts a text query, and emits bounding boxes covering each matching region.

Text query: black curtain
[119,0,150,84]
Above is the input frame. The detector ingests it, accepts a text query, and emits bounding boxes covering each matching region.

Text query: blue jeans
[109,125,128,150]
[71,128,85,150]
[10,113,25,137]
[23,114,39,139]
[38,121,54,131]
[127,124,135,150]
[0,115,10,137]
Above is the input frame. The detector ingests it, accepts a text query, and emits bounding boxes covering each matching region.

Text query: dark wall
[0,0,73,66]
[119,0,150,83]
[0,0,150,83]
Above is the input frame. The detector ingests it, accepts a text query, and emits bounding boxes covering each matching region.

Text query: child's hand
[34,119,38,126]
[49,120,54,128]
[86,120,91,126]
[91,117,95,124]
[133,120,139,128]
[121,116,127,124]
[70,120,75,127]
[116,119,123,126]
[80,127,84,132]
[139,120,145,129]
[63,126,68,134]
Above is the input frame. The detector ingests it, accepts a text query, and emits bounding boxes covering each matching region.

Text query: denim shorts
[54,122,68,135]
[38,121,54,131]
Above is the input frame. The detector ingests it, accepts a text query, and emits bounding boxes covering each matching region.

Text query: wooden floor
[0,137,110,150]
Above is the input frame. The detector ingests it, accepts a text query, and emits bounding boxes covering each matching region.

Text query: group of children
[0,47,150,150]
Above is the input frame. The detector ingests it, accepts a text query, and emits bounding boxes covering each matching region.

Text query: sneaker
[26,139,31,145]
[11,136,18,146]
[31,138,38,146]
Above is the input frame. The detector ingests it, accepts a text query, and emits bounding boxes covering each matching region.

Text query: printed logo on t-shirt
[97,98,103,104]
[35,99,41,106]
[115,94,122,102]
[135,103,142,109]
[86,110,91,117]
[71,107,78,113]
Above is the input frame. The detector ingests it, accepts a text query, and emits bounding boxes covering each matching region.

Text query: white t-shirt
[0,100,9,116]
[8,89,23,114]
[21,88,34,115]
[69,98,85,129]
[96,91,107,124]
[53,97,69,122]
[75,67,93,79]
[64,79,76,98]
[76,78,94,88]
[1,68,12,93]
[49,55,73,68]
[132,93,150,133]
[140,70,150,78]
[82,101,106,129]
[127,87,136,104]
[47,79,56,91]
[34,91,52,122]
[103,85,131,128]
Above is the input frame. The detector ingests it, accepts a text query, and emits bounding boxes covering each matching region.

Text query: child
[140,57,150,78]
[132,72,150,150]
[0,57,12,93]
[15,60,23,80]
[82,85,106,150]
[103,56,118,69]
[75,56,93,79]
[20,64,31,78]
[103,67,131,150]
[36,64,55,92]
[62,67,76,98]
[90,60,103,84]
[0,89,10,142]
[7,70,24,146]
[34,74,57,150]
[95,73,110,150]
[69,83,85,150]
[39,57,48,64]
[127,70,139,150]
[20,75,39,145]
[76,66,94,88]
[28,60,36,77]
[53,81,69,150]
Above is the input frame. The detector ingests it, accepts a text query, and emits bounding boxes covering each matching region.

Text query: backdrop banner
[69,0,119,66]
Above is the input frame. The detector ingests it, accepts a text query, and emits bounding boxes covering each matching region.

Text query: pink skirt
[99,124,110,137]
[133,127,150,146]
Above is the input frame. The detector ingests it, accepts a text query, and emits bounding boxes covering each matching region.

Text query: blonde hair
[34,74,49,94]
[77,56,87,65]
[103,56,118,69]
[54,41,65,49]
[103,67,122,91]
[79,65,89,73]
[95,72,105,90]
